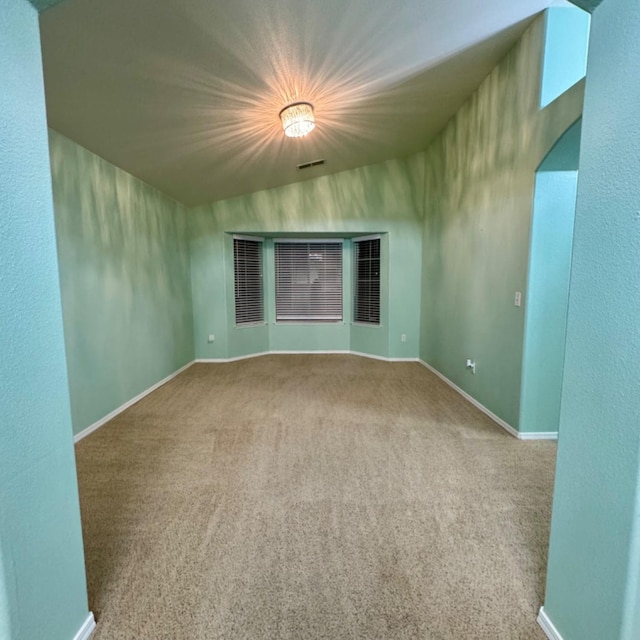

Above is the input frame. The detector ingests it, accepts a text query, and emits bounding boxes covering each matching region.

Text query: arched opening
[519,118,582,436]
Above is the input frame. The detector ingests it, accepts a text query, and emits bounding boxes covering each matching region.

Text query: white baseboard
[269,350,351,355]
[195,350,416,363]
[73,360,195,443]
[350,351,418,363]
[418,359,556,441]
[196,351,270,363]
[520,431,558,441]
[418,359,519,438]
[73,612,96,640]
[538,607,563,640]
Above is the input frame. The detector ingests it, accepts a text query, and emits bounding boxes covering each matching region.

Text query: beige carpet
[75,355,555,639]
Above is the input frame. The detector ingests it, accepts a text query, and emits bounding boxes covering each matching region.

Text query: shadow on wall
[419,14,584,431]
[189,154,424,361]
[49,131,195,435]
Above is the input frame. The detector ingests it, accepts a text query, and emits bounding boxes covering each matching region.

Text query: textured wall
[0,1,89,639]
[50,131,195,435]
[520,170,577,434]
[419,15,583,429]
[544,0,640,638]
[190,155,424,360]
[519,118,581,435]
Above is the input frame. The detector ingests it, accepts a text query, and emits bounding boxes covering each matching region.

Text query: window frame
[352,234,381,327]
[273,238,344,324]
[233,234,265,327]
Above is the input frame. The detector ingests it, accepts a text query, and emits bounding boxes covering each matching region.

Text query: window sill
[234,322,267,329]
[273,321,345,326]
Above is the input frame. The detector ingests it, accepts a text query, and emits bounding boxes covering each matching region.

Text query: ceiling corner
[568,0,603,12]
[29,0,66,13]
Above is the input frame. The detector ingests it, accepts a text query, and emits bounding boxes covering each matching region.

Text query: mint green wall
[0,1,89,639]
[50,131,195,435]
[541,7,591,107]
[520,171,577,434]
[420,15,584,430]
[544,0,640,637]
[190,157,423,360]
[520,119,581,434]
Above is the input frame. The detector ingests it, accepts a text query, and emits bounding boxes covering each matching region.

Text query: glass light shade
[279,102,315,138]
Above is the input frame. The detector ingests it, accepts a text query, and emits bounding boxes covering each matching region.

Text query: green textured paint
[541,7,590,107]
[520,170,578,433]
[544,0,640,638]
[50,130,195,435]
[0,1,89,639]
[190,156,423,360]
[520,118,581,435]
[420,14,583,429]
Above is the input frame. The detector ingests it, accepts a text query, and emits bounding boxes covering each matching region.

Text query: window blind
[275,241,343,322]
[233,236,264,325]
[353,236,381,325]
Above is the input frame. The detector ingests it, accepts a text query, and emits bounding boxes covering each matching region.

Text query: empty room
[2,1,639,640]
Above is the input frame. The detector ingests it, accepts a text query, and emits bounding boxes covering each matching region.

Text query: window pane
[234,238,264,325]
[275,242,343,322]
[354,238,381,325]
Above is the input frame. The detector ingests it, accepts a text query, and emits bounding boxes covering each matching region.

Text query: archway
[519,118,582,436]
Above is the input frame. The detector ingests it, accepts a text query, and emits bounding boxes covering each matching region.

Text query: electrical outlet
[208,334,215,343]
[401,334,407,343]
[514,291,522,307]
[466,359,476,374]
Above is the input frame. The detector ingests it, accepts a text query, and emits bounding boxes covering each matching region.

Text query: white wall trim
[350,351,418,363]
[73,612,96,640]
[197,350,420,364]
[269,350,351,355]
[73,354,556,444]
[520,431,558,441]
[196,352,271,363]
[73,360,195,443]
[537,607,564,640]
[418,359,526,439]
[417,360,558,440]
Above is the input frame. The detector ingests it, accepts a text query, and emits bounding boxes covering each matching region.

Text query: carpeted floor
[75,355,556,640]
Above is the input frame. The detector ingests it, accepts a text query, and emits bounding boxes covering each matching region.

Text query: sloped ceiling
[40,0,569,205]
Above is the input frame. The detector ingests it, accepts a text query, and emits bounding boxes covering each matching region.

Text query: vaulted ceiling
[39,0,570,205]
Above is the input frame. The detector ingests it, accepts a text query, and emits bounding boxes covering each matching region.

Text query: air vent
[296,159,325,171]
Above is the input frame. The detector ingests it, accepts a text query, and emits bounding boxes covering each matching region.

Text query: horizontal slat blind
[234,237,264,325]
[354,237,380,325]
[275,241,343,322]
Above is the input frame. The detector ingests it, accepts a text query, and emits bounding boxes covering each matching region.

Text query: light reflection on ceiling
[40,0,567,205]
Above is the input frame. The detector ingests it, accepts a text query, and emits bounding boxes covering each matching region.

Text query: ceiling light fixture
[279,102,315,138]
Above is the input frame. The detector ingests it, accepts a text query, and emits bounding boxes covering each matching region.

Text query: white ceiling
[40,0,565,206]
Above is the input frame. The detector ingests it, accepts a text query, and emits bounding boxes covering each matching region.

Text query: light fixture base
[279,101,315,138]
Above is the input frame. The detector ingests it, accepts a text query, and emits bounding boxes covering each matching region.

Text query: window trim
[353,234,381,327]
[233,234,265,327]
[274,239,344,324]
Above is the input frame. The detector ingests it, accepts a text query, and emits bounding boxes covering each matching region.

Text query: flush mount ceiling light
[279,101,315,138]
